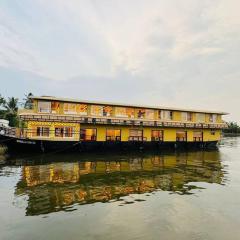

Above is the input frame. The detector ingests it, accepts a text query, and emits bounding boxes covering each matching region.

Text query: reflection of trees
[15,151,224,216]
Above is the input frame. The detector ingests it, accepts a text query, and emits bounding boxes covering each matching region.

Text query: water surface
[0,137,240,240]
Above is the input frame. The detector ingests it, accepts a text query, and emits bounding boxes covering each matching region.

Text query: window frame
[55,126,75,138]
[38,101,51,113]
[106,129,121,141]
[129,129,145,141]
[36,126,50,137]
[176,130,187,142]
[80,128,97,141]
[151,130,164,141]
[63,103,77,115]
[193,131,203,142]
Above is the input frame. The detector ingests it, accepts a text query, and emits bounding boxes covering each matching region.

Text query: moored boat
[0,96,228,153]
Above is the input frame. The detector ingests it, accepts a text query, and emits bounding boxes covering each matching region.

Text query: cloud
[0,0,240,122]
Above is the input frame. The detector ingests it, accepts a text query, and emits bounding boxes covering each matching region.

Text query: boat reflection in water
[14,151,225,216]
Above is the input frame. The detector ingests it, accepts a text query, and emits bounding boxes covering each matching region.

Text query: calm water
[0,137,240,240]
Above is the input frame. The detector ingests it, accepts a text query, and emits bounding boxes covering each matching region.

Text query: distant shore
[223,133,240,137]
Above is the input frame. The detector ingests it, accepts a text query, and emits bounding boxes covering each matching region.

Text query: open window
[151,130,163,141]
[193,131,203,141]
[80,128,97,141]
[176,131,187,142]
[106,129,121,141]
[129,129,145,141]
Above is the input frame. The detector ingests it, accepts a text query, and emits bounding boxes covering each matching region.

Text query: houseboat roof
[30,96,228,115]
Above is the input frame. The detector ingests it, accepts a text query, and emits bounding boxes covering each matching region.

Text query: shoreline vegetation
[0,93,33,127]
[223,122,240,134]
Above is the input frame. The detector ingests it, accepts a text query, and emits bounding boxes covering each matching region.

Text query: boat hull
[0,135,218,153]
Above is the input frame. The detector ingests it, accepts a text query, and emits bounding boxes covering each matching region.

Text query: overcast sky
[0,0,239,122]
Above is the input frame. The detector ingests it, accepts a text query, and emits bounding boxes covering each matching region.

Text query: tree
[23,92,33,109]
[0,94,5,106]
[4,97,19,127]
[0,94,6,118]
[224,121,240,134]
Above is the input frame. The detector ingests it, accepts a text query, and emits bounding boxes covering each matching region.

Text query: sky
[0,0,239,122]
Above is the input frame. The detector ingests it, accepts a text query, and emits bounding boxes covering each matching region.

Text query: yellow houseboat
[0,96,228,152]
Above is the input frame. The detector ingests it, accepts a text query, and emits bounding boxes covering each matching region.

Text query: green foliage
[23,92,33,109]
[0,95,19,127]
[0,94,5,106]
[224,122,240,133]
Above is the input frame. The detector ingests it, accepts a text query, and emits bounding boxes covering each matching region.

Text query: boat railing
[19,114,228,129]
[0,126,17,138]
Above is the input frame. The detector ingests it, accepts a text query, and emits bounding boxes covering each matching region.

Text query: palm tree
[4,97,19,127]
[0,94,5,106]
[0,94,6,118]
[23,92,33,109]
[4,97,18,113]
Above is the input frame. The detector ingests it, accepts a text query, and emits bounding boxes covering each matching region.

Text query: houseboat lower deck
[0,125,219,153]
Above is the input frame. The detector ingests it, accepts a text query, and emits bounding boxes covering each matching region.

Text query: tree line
[0,93,33,127]
[223,122,240,134]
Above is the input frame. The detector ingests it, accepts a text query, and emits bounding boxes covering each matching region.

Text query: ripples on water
[0,149,226,216]
[1,137,240,240]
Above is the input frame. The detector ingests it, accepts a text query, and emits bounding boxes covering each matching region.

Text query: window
[80,128,97,141]
[91,105,103,116]
[187,112,192,121]
[36,127,50,137]
[196,113,205,123]
[137,109,145,119]
[176,131,187,141]
[159,110,173,120]
[182,112,192,122]
[209,114,217,123]
[146,109,155,119]
[51,102,60,114]
[103,106,113,117]
[38,101,51,113]
[210,130,215,135]
[193,131,203,141]
[64,127,74,137]
[115,107,134,118]
[129,129,145,141]
[77,104,88,116]
[151,130,163,141]
[64,103,77,114]
[106,129,121,141]
[55,127,74,138]
[182,112,187,121]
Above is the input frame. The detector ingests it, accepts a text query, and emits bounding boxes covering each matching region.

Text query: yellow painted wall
[173,112,181,121]
[27,121,80,141]
[192,113,196,122]
[163,128,176,142]
[203,129,221,142]
[33,100,38,112]
[217,115,222,123]
[187,130,194,142]
[205,114,210,123]
[26,120,222,143]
